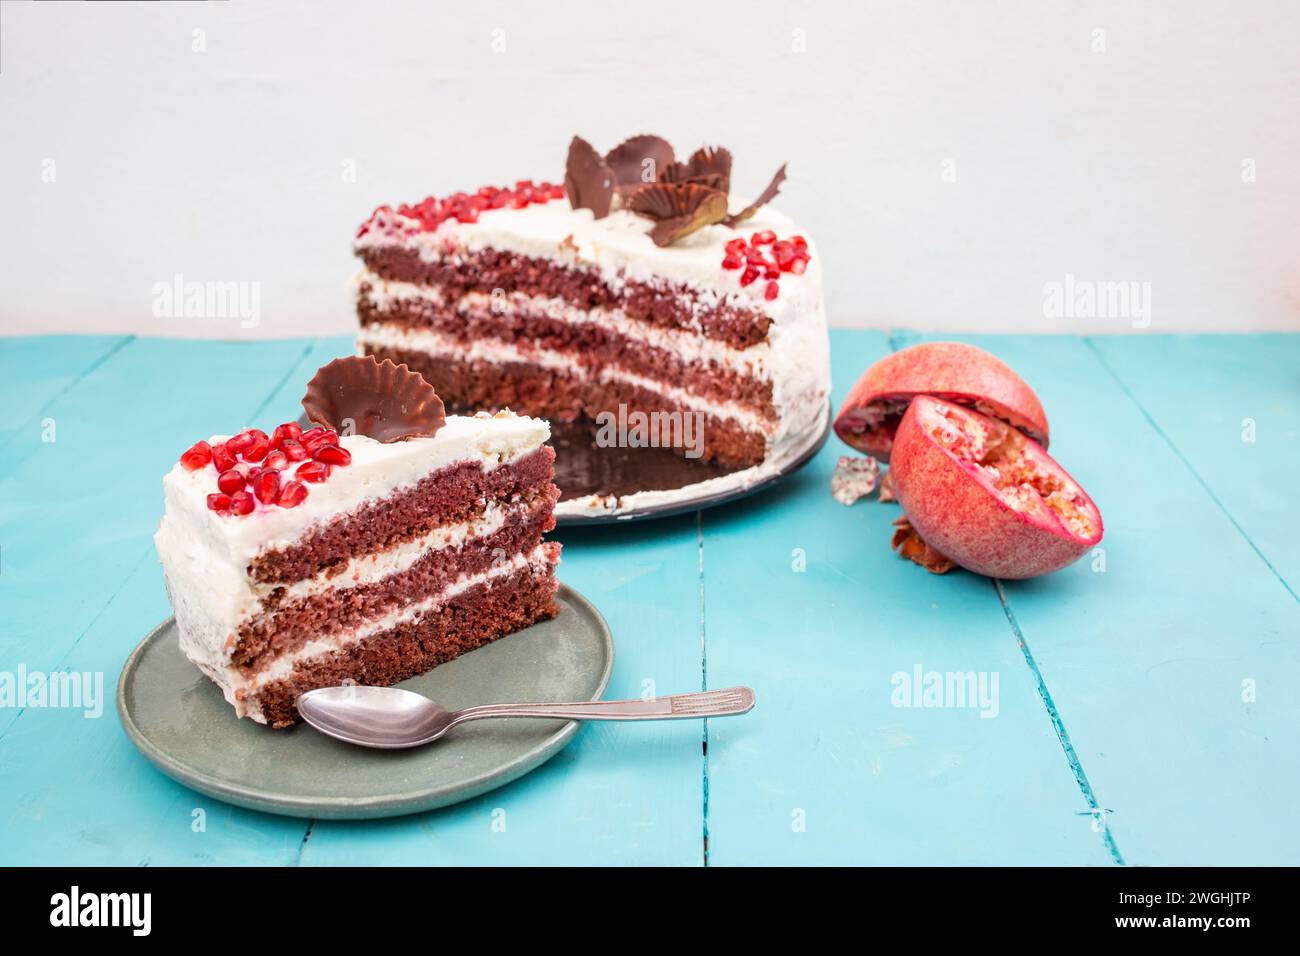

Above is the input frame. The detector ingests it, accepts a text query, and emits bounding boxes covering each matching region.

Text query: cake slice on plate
[154,357,560,727]
[352,132,831,477]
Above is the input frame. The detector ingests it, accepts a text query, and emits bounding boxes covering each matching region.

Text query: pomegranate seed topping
[225,431,254,455]
[725,238,748,255]
[210,442,236,472]
[277,481,308,508]
[296,460,331,483]
[179,441,212,471]
[229,491,255,516]
[722,255,743,270]
[251,467,281,505]
[792,235,808,249]
[206,493,231,512]
[264,449,289,470]
[271,422,302,447]
[243,436,271,462]
[750,230,776,246]
[739,266,759,287]
[764,281,780,301]
[280,438,308,462]
[772,241,796,267]
[313,444,352,466]
[789,258,808,276]
[764,265,780,280]
[217,469,246,494]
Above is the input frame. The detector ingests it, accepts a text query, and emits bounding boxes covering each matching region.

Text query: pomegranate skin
[889,396,1102,579]
[833,342,1050,462]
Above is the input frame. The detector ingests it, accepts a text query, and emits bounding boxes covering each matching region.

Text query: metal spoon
[296,684,755,749]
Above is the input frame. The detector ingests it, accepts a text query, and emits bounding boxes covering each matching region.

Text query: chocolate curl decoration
[724,163,787,227]
[660,146,733,194]
[564,136,616,219]
[604,134,676,200]
[627,182,730,246]
[302,356,446,443]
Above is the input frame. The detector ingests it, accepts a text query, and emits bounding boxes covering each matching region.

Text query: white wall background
[1,0,1297,339]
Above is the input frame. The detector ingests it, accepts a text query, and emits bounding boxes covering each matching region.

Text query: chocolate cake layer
[255,552,560,728]
[234,489,557,673]
[357,291,777,417]
[248,446,556,585]
[360,245,771,350]
[365,346,768,468]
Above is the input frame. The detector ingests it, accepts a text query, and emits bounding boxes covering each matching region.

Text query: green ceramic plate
[117,585,613,819]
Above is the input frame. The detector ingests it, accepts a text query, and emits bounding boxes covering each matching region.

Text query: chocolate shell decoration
[628,183,730,247]
[564,133,787,247]
[301,356,446,443]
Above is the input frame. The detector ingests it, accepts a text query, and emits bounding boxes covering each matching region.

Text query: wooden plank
[0,337,330,864]
[1087,334,1300,592]
[701,330,1113,865]
[0,335,132,448]
[940,333,1300,864]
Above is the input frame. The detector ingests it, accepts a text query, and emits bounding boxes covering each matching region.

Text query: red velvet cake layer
[248,446,556,585]
[234,489,557,674]
[254,551,560,728]
[359,245,771,350]
[364,346,769,468]
[357,290,777,417]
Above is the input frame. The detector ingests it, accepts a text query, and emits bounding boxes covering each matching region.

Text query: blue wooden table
[1,330,1296,866]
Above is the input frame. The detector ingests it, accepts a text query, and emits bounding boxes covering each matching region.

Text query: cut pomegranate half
[833,342,1050,462]
[889,396,1102,579]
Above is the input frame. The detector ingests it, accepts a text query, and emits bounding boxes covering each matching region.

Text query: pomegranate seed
[206,493,231,512]
[179,441,212,471]
[764,281,780,301]
[251,467,281,505]
[455,209,479,224]
[271,422,302,447]
[225,431,254,455]
[280,438,308,462]
[296,460,331,483]
[313,444,352,466]
[264,449,289,470]
[210,442,236,472]
[277,481,308,508]
[721,255,743,270]
[750,230,776,246]
[739,266,759,287]
[789,258,808,276]
[217,469,245,494]
[491,191,514,209]
[243,436,271,462]
[772,241,796,268]
[229,491,255,516]
[725,238,748,255]
[792,235,807,249]
[764,265,780,280]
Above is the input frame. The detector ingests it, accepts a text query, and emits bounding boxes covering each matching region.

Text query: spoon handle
[449,686,754,726]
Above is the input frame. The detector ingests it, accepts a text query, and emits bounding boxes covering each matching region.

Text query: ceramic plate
[553,400,831,526]
[117,585,613,819]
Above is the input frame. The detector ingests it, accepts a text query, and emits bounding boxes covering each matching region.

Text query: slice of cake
[352,132,830,480]
[154,357,560,727]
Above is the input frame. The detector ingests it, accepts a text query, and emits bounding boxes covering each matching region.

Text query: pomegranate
[833,342,1050,462]
[889,396,1102,579]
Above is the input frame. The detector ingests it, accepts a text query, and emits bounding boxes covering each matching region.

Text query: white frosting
[154,412,550,720]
